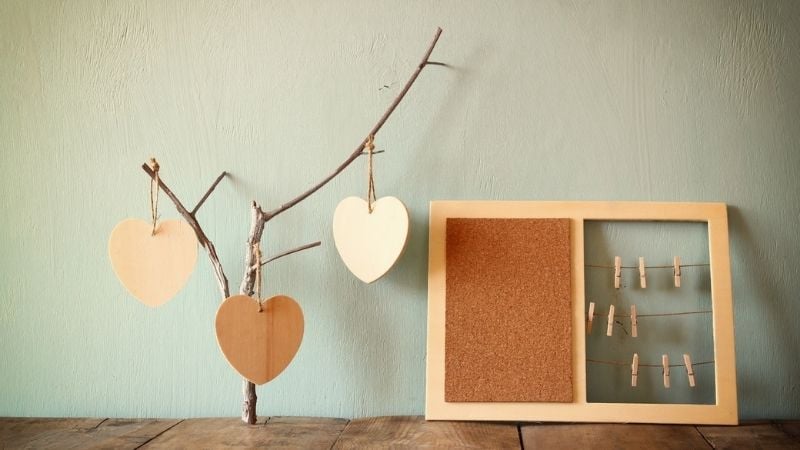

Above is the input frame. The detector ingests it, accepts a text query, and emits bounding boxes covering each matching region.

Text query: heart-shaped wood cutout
[109,219,198,307]
[332,196,410,283]
[215,294,304,385]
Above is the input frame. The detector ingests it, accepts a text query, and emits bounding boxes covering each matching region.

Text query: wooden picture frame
[425,201,737,424]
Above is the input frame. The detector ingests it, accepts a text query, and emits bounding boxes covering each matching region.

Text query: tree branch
[192,171,227,215]
[141,163,230,299]
[260,241,321,267]
[237,29,444,423]
[261,27,444,221]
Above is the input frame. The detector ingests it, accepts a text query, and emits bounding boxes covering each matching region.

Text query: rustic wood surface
[697,422,800,449]
[521,423,710,449]
[2,417,798,449]
[332,416,520,449]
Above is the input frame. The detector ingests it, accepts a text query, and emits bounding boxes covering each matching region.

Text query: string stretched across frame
[588,353,707,388]
[586,256,709,289]
[586,302,712,337]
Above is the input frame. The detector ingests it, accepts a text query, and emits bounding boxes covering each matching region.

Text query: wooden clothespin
[662,354,670,388]
[639,257,647,288]
[674,256,682,288]
[631,353,639,387]
[614,256,622,289]
[630,304,638,338]
[587,302,595,334]
[606,304,615,337]
[684,354,696,387]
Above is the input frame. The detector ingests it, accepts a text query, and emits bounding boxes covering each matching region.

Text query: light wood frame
[426,201,737,425]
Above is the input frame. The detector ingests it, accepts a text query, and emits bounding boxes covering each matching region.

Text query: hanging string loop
[149,158,160,236]
[366,135,377,213]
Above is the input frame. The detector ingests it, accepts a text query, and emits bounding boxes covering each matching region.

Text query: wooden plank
[332,416,520,449]
[0,418,105,449]
[263,417,348,449]
[142,417,346,449]
[521,423,710,449]
[698,423,800,449]
[0,418,179,449]
[776,421,800,440]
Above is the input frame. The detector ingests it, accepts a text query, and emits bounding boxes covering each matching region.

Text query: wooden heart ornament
[215,295,304,385]
[332,196,410,283]
[109,219,198,307]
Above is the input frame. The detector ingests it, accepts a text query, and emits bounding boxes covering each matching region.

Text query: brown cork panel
[445,218,572,403]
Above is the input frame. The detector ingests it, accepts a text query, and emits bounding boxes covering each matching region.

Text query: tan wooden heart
[215,294,304,385]
[108,219,198,307]
[332,196,410,283]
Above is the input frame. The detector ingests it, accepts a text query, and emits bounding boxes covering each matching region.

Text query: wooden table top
[1,416,798,449]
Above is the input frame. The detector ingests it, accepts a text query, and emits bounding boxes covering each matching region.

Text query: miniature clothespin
[631,353,639,387]
[587,302,595,334]
[674,256,682,288]
[684,354,696,387]
[639,257,647,289]
[606,304,615,337]
[614,256,622,289]
[631,304,638,338]
[662,354,670,388]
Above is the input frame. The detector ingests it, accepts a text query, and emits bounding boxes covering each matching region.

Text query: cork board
[445,218,572,402]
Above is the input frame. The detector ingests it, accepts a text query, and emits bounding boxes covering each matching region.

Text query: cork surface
[445,218,572,403]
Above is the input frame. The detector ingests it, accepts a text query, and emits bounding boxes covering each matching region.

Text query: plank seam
[329,419,351,450]
[694,425,715,448]
[133,419,184,449]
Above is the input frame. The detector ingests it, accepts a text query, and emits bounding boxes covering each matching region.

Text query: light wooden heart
[109,219,198,307]
[215,294,304,385]
[332,196,410,283]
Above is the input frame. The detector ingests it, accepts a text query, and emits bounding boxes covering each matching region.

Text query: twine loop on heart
[366,135,377,214]
[149,158,160,236]
[252,244,263,312]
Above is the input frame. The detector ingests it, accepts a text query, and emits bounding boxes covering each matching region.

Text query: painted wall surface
[1,1,798,420]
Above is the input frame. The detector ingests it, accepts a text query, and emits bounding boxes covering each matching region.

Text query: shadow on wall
[726,206,800,416]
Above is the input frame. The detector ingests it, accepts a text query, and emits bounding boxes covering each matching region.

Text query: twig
[142,164,230,299]
[260,27,443,222]
[261,241,321,266]
[238,27,445,425]
[192,172,227,215]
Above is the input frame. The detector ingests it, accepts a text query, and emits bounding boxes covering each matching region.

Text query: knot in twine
[149,158,160,235]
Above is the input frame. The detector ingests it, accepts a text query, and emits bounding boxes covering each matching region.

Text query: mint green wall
[1,1,798,420]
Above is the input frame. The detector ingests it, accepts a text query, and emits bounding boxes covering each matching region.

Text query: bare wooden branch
[192,172,227,215]
[142,164,230,299]
[261,27,444,222]
[237,27,444,424]
[261,241,321,266]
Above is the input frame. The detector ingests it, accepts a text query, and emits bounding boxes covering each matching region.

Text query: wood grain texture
[215,295,304,385]
[140,417,268,449]
[108,219,198,307]
[141,417,346,449]
[332,196,410,283]
[445,218,572,403]
[2,417,798,449]
[0,418,180,449]
[697,423,800,449]
[332,416,520,449]
[521,423,710,450]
